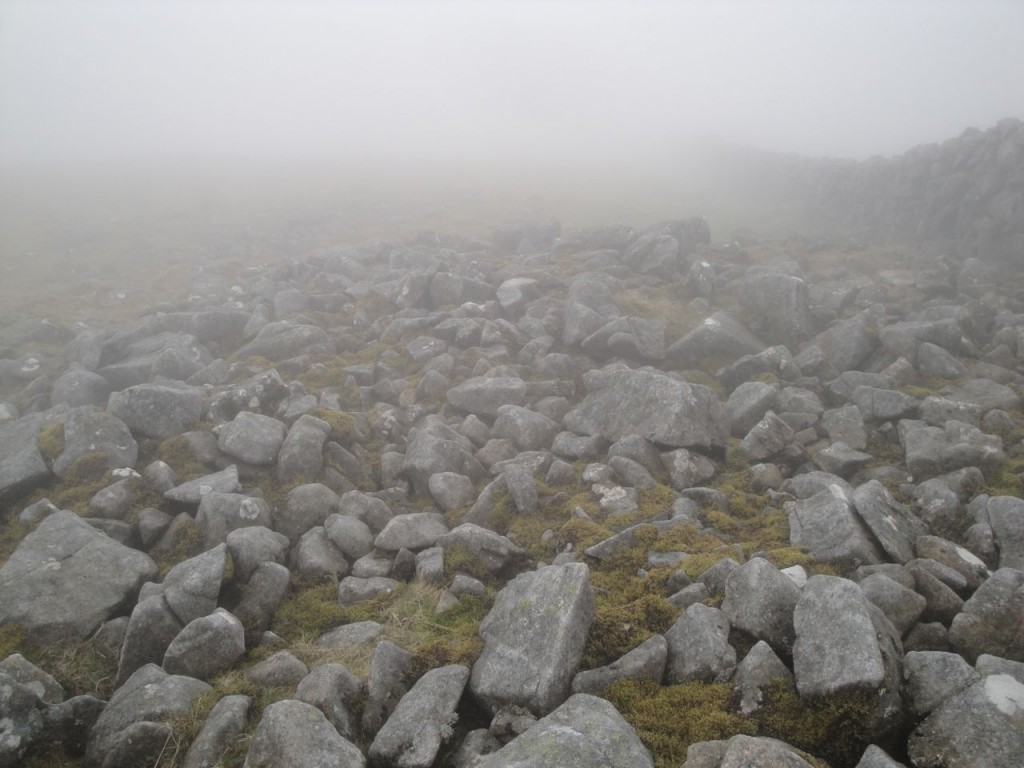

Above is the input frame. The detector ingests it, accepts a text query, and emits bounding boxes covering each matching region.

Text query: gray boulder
[733,640,795,716]
[726,381,778,438]
[793,575,885,698]
[234,321,333,362]
[375,512,449,552]
[362,640,414,738]
[50,363,113,408]
[665,603,736,684]
[492,405,560,452]
[243,699,366,768]
[428,472,477,512]
[852,385,920,422]
[950,568,1024,663]
[738,270,813,340]
[722,557,800,655]
[436,524,529,575]
[471,563,594,716]
[446,376,527,418]
[217,411,287,466]
[277,413,331,482]
[0,414,50,502]
[0,511,156,643]
[402,415,486,495]
[821,404,868,450]
[898,419,1004,480]
[562,274,621,346]
[324,513,376,562]
[86,664,212,766]
[227,526,289,582]
[338,576,399,605]
[571,634,667,696]
[161,544,227,625]
[163,608,246,681]
[0,670,43,767]
[903,650,980,717]
[987,496,1024,570]
[668,312,765,364]
[369,664,469,768]
[787,486,885,566]
[183,695,251,768]
[564,368,729,453]
[115,594,183,686]
[475,693,654,768]
[164,464,241,505]
[274,483,341,545]
[196,492,272,549]
[861,574,927,636]
[852,480,926,564]
[295,663,362,739]
[107,383,204,439]
[53,407,138,478]
[739,411,793,462]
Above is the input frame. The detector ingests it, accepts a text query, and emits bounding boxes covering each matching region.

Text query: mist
[2,0,1023,304]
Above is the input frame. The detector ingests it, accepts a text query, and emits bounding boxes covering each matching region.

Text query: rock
[987,496,1024,570]
[860,574,927,636]
[362,640,414,738]
[86,664,212,766]
[471,563,594,716]
[722,557,800,655]
[294,527,349,582]
[402,415,486,495]
[217,411,287,466]
[446,376,527,418]
[161,543,227,625]
[233,561,291,641]
[726,381,778,437]
[234,321,333,362]
[661,448,717,491]
[163,608,246,681]
[907,676,1024,768]
[316,621,383,648]
[665,603,736,684]
[436,523,529,575]
[475,693,654,768]
[851,480,926,564]
[562,274,621,346]
[183,694,251,768]
[898,419,1004,481]
[107,383,204,439]
[275,483,341,545]
[492,405,560,452]
[246,651,309,689]
[428,472,477,512]
[0,670,43,766]
[375,512,449,552]
[324,513,376,561]
[739,411,793,462]
[917,342,968,379]
[793,576,885,698]
[564,367,729,453]
[295,663,361,739]
[852,385,919,422]
[915,535,991,590]
[668,312,765,364]
[338,576,399,605]
[0,654,63,705]
[164,464,241,505]
[50,363,113,408]
[115,594,183,686]
[227,526,289,582]
[787,486,885,566]
[369,664,469,768]
[196,492,272,548]
[814,441,873,478]
[0,414,50,502]
[243,699,365,767]
[738,270,813,340]
[733,640,795,716]
[950,567,1024,663]
[0,511,156,643]
[903,650,980,717]
[571,633,667,696]
[53,406,138,478]
[277,413,331,482]
[855,744,909,768]
[821,404,868,450]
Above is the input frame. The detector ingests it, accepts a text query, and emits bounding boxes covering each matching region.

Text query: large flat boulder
[0,511,157,643]
[563,368,729,453]
[470,563,594,716]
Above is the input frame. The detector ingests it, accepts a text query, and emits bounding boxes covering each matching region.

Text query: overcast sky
[1,0,1022,169]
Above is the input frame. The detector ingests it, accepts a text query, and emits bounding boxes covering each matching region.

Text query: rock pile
[1,208,1024,767]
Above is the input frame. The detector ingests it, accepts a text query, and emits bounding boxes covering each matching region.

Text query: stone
[234,321,333,362]
[50,363,113,407]
[196,492,273,548]
[726,381,778,437]
[471,563,594,716]
[0,511,156,643]
[161,543,227,625]
[898,418,1004,481]
[428,472,477,512]
[246,651,309,689]
[227,526,289,583]
[294,527,349,582]
[860,574,927,636]
[277,414,332,482]
[0,669,43,766]
[233,562,291,642]
[243,699,365,767]
[564,367,729,453]
[362,640,414,738]
[814,441,873,478]
[86,664,212,766]
[107,383,204,438]
[295,663,361,739]
[854,744,908,768]
[852,385,919,422]
[374,512,449,552]
[115,594,183,686]
[851,479,926,564]
[733,640,795,716]
[917,341,968,379]
[562,274,622,346]
[164,464,241,505]
[435,523,529,575]
[474,693,654,768]
[667,312,765,364]
[722,557,800,655]
[338,576,399,606]
[738,270,813,340]
[492,405,560,452]
[446,376,527,418]
[275,483,341,545]
[915,535,991,590]
[787,486,885,566]
[217,411,287,466]
[821,404,868,450]
[0,654,63,705]
[571,633,667,696]
[324,513,376,561]
[53,406,138,478]
[369,664,469,768]
[665,603,736,684]
[0,414,50,503]
[163,608,246,681]
[950,567,1024,663]
[316,621,383,648]
[183,695,251,768]
[739,411,793,462]
[903,650,980,717]
[987,496,1024,569]
[793,576,885,698]
[402,415,486,495]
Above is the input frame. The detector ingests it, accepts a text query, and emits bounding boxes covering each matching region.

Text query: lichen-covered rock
[217,411,287,466]
[163,608,246,681]
[446,376,528,418]
[787,485,884,566]
[665,603,736,684]
[183,694,251,768]
[475,693,654,768]
[0,511,156,643]
[722,557,800,655]
[53,406,138,478]
[107,382,204,439]
[950,567,1024,663]
[471,563,594,716]
[243,699,365,768]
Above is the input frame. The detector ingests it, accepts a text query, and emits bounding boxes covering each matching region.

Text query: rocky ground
[1,216,1023,768]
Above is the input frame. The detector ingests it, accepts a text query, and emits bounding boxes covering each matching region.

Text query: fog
[1,0,1023,304]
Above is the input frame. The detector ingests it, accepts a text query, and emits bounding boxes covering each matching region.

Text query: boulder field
[2,208,1024,767]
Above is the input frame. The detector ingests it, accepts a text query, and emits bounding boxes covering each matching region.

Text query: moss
[0,623,27,659]
[155,517,203,578]
[37,421,65,464]
[156,434,209,479]
[308,406,359,444]
[0,517,30,565]
[556,517,614,553]
[581,594,677,669]
[755,679,880,768]
[270,580,350,642]
[442,541,496,583]
[603,679,755,768]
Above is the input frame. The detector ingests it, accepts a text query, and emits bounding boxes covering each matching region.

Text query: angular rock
[471,563,594,716]
[0,669,43,766]
[163,608,246,681]
[196,492,272,549]
[53,406,138,478]
[369,664,469,768]
[164,464,241,505]
[787,486,884,566]
[733,640,795,716]
[276,413,331,482]
[722,557,800,655]
[244,699,366,768]
[903,650,980,717]
[295,663,361,739]
[0,414,50,503]
[362,640,414,738]
[668,312,765,364]
[950,567,1024,663]
[987,496,1024,570]
[0,511,156,643]
[571,633,667,696]
[107,383,204,439]
[564,367,729,453]
[436,523,529,575]
[402,415,486,495]
[274,483,341,545]
[739,411,793,462]
[227,526,289,583]
[851,480,926,564]
[665,603,736,684]
[183,694,251,768]
[446,376,527,418]
[374,512,449,552]
[217,411,287,466]
[898,418,1004,481]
